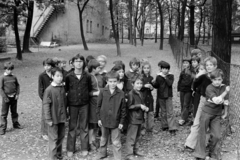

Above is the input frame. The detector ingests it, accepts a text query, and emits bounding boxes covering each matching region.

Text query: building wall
[33,0,110,45]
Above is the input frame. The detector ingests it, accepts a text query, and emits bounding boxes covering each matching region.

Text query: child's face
[73,58,84,70]
[197,53,202,58]
[191,60,199,68]
[211,76,223,87]
[183,61,190,69]
[161,68,169,75]
[198,65,206,73]
[131,63,139,72]
[107,78,118,90]
[143,65,150,75]
[59,62,66,69]
[5,69,12,75]
[117,69,124,79]
[97,58,106,69]
[158,66,162,72]
[133,79,143,91]
[93,66,101,74]
[52,71,63,84]
[205,61,217,73]
[44,64,52,72]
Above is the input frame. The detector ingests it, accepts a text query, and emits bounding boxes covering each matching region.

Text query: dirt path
[0,40,196,160]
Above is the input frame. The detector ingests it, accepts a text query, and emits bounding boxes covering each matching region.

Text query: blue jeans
[67,104,89,152]
[180,91,192,121]
[99,127,122,160]
[193,111,221,159]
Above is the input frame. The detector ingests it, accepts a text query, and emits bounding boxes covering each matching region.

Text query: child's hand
[118,124,123,130]
[224,100,229,106]
[192,91,195,97]
[159,72,166,78]
[145,107,149,112]
[4,98,9,103]
[212,97,224,104]
[140,104,146,110]
[177,92,180,97]
[221,114,227,120]
[98,120,102,127]
[47,121,53,126]
[144,84,151,88]
[15,95,19,100]
[93,91,100,96]
[225,86,230,92]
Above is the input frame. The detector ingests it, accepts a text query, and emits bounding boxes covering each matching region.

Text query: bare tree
[155,0,164,50]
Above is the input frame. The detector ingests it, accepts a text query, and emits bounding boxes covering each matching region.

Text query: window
[102,25,104,35]
[86,20,89,33]
[90,21,92,33]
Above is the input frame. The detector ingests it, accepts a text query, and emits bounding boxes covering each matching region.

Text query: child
[111,63,128,92]
[38,58,54,140]
[0,62,22,135]
[141,61,154,132]
[126,75,149,159]
[152,61,178,135]
[192,63,206,118]
[67,59,74,74]
[191,49,202,59]
[193,69,230,160]
[96,71,126,160]
[125,57,141,93]
[191,56,201,76]
[65,54,92,157]
[88,59,105,151]
[154,61,163,119]
[85,55,95,72]
[185,56,218,151]
[58,58,68,81]
[97,55,108,78]
[43,67,67,160]
[177,57,194,125]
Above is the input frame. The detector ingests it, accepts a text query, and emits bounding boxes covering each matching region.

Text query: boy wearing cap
[177,57,194,125]
[152,61,178,135]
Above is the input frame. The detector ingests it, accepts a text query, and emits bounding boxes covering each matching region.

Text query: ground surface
[0,40,237,160]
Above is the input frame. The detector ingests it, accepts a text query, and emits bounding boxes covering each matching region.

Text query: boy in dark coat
[43,67,67,160]
[96,71,126,160]
[0,62,22,135]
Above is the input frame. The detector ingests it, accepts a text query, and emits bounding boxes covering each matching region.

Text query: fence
[169,35,240,160]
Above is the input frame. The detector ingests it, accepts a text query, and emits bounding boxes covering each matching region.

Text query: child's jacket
[65,71,92,106]
[203,84,228,116]
[177,69,193,92]
[43,82,67,124]
[125,69,140,93]
[127,89,145,124]
[97,86,126,128]
[38,71,52,100]
[141,74,154,112]
[152,74,174,99]
[0,73,20,98]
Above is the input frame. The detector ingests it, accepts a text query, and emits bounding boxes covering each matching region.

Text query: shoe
[141,129,146,136]
[81,151,88,157]
[184,145,194,152]
[178,119,185,126]
[169,130,176,136]
[134,151,144,157]
[195,158,204,160]
[185,121,193,126]
[90,143,97,151]
[67,151,73,158]
[0,129,5,135]
[152,129,159,134]
[13,122,23,129]
[162,127,169,131]
[56,155,63,159]
[42,135,49,141]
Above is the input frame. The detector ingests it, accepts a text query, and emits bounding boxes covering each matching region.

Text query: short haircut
[132,74,143,84]
[191,56,201,63]
[191,49,201,57]
[111,64,124,72]
[141,61,151,74]
[129,57,140,68]
[72,54,86,70]
[69,59,73,65]
[204,56,217,67]
[210,68,224,80]
[51,67,63,76]
[182,57,191,63]
[86,55,95,65]
[43,58,54,67]
[113,60,125,71]
[159,61,170,69]
[4,62,14,70]
[88,59,100,73]
[97,55,107,63]
[58,58,67,63]
[106,70,119,80]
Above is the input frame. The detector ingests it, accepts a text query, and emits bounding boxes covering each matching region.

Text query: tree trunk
[156,0,164,50]
[176,1,181,36]
[155,6,158,43]
[134,0,140,46]
[178,0,187,40]
[202,7,206,44]
[14,0,22,60]
[128,0,133,44]
[195,7,203,45]
[212,0,232,84]
[22,0,34,53]
[77,0,89,50]
[189,1,195,45]
[109,0,121,56]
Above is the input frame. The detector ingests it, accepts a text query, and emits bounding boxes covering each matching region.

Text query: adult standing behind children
[65,54,92,157]
[0,62,22,135]
[152,61,178,135]
[184,56,218,151]
[43,67,67,160]
[96,71,126,160]
[38,58,55,140]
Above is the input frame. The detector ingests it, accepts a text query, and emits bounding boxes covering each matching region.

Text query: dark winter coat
[141,74,154,112]
[38,71,52,100]
[177,69,194,92]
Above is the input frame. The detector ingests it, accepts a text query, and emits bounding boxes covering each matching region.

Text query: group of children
[0,48,230,160]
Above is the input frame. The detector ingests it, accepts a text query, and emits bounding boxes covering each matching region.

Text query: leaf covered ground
[0,40,237,160]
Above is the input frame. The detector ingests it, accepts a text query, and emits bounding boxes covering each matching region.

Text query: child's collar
[99,69,107,74]
[129,68,138,73]
[51,82,65,87]
[4,72,12,76]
